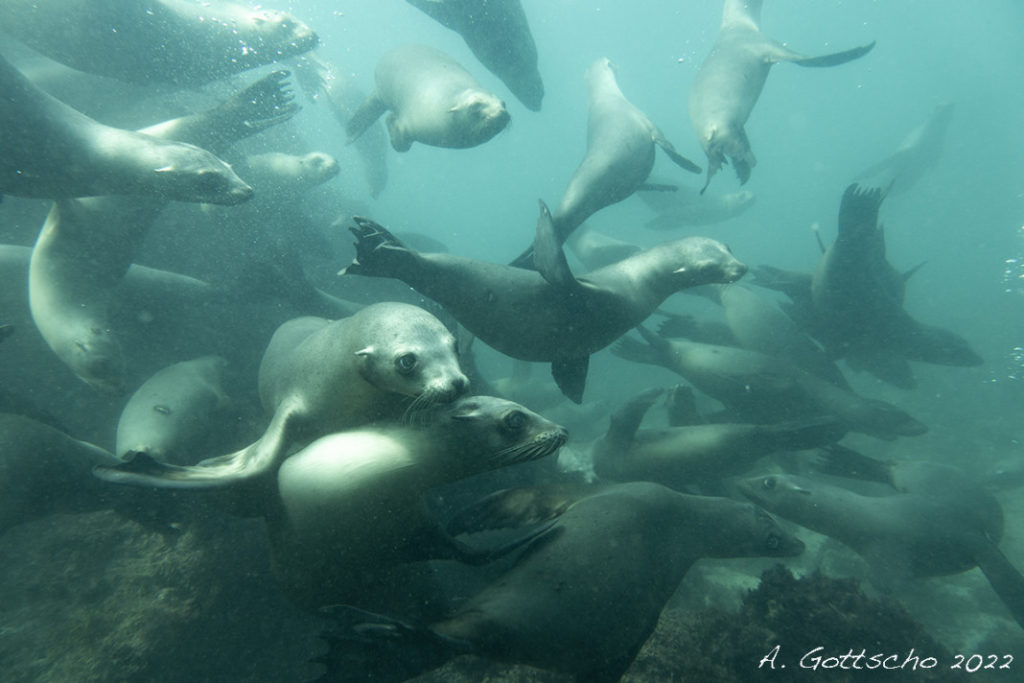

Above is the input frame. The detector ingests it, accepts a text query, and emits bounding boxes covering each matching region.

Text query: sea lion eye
[503,410,527,431]
[395,353,418,374]
[761,477,776,491]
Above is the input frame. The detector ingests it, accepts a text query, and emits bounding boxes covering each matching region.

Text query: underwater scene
[1,0,1022,680]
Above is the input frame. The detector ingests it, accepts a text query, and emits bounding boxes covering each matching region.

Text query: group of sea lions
[0,0,1015,681]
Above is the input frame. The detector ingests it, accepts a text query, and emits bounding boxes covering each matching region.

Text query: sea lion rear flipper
[551,356,589,403]
[606,387,665,446]
[975,540,1024,630]
[345,92,388,144]
[649,125,702,174]
[767,41,876,68]
[532,199,578,289]
[314,604,465,683]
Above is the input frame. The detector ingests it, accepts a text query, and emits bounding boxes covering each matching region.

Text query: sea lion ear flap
[794,485,813,496]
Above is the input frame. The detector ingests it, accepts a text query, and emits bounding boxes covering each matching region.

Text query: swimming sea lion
[346,44,510,152]
[343,202,746,402]
[0,0,318,86]
[0,51,254,203]
[689,0,874,191]
[592,387,845,488]
[270,395,568,611]
[406,0,544,111]
[115,356,238,466]
[510,58,700,268]
[565,224,642,271]
[234,151,339,195]
[638,181,756,229]
[738,472,1024,629]
[317,481,804,681]
[612,326,927,439]
[295,54,389,198]
[28,70,297,391]
[95,303,469,489]
[0,413,125,535]
[855,103,955,196]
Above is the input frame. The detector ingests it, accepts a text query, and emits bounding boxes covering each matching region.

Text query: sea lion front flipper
[975,540,1024,630]
[94,400,302,489]
[648,124,702,174]
[447,485,587,536]
[766,40,876,68]
[345,91,388,144]
[341,217,417,277]
[810,444,896,488]
[666,384,703,427]
[551,356,589,404]
[531,199,578,289]
[606,387,665,447]
[315,604,465,683]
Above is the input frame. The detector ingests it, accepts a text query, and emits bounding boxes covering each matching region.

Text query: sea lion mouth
[494,427,569,467]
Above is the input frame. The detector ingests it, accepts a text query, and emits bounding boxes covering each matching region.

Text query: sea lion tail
[313,605,465,682]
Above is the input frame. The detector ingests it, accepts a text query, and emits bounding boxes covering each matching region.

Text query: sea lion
[592,387,845,488]
[270,395,568,611]
[0,413,125,535]
[234,151,340,195]
[317,481,804,682]
[346,44,510,152]
[295,54,389,198]
[0,50,254,204]
[811,184,983,387]
[115,356,238,466]
[406,0,544,111]
[343,202,746,402]
[0,0,318,86]
[95,303,469,489]
[738,472,1024,629]
[638,181,756,228]
[28,70,297,391]
[855,103,955,196]
[689,0,874,191]
[510,58,700,268]
[612,326,927,439]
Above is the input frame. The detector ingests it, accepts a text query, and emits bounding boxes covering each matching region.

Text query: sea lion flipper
[531,199,577,289]
[346,92,388,144]
[342,217,416,277]
[447,485,585,536]
[765,40,876,68]
[810,444,896,488]
[551,356,589,403]
[975,541,1024,630]
[606,387,665,446]
[649,126,702,174]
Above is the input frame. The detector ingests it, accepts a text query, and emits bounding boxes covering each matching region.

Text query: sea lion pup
[738,472,1024,630]
[115,356,238,466]
[346,44,510,152]
[612,326,927,440]
[95,303,468,490]
[638,180,756,229]
[854,103,955,196]
[343,202,746,403]
[0,51,253,203]
[28,70,297,392]
[406,0,544,111]
[315,481,804,682]
[689,0,874,191]
[592,387,846,488]
[294,54,389,198]
[0,0,318,86]
[510,58,700,269]
[269,395,568,612]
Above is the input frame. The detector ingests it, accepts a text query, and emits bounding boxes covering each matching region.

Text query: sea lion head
[295,152,340,186]
[702,499,805,559]
[152,141,254,205]
[69,326,126,394]
[667,237,748,287]
[450,91,511,147]
[226,8,319,66]
[354,305,469,414]
[736,473,815,523]
[433,396,569,475]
